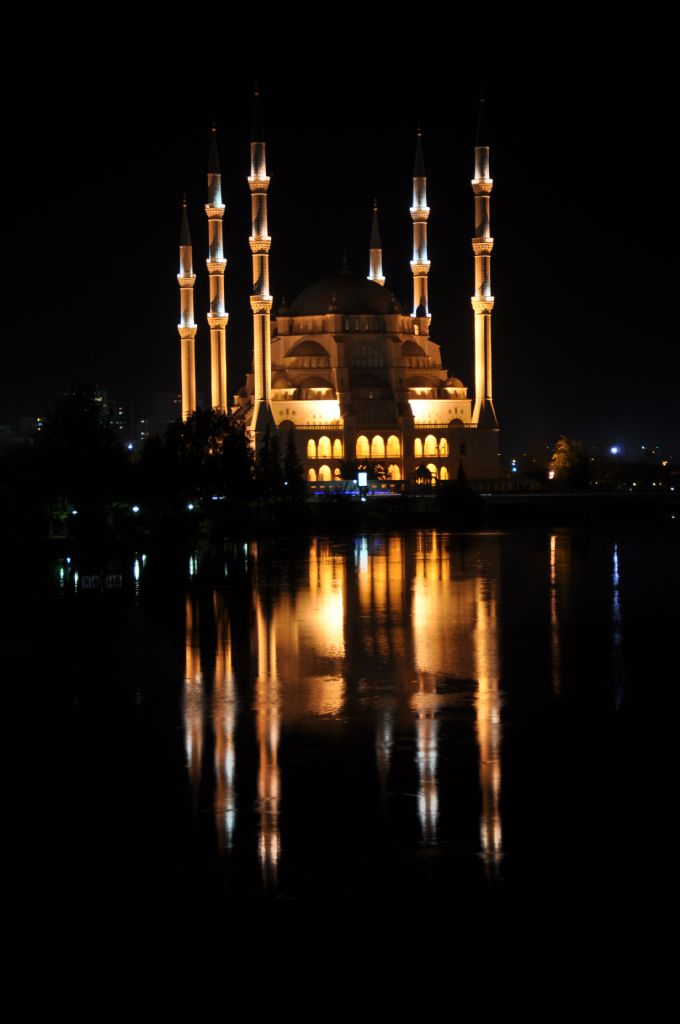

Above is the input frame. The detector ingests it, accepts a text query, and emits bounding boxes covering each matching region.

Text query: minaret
[248,86,276,447]
[206,123,229,413]
[368,198,385,287]
[471,97,498,428]
[410,127,431,336]
[177,197,197,420]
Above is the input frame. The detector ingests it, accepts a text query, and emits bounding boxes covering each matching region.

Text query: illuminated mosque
[177,92,500,483]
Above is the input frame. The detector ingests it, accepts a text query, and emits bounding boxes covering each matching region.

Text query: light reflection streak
[212,591,237,853]
[254,595,281,888]
[183,594,204,801]
[550,534,561,695]
[473,576,502,878]
[611,542,625,710]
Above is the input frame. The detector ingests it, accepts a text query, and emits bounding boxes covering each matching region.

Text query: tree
[255,423,284,498]
[139,409,255,509]
[550,435,589,489]
[282,430,306,500]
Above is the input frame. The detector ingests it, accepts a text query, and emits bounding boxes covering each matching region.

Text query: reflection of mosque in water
[182,532,505,885]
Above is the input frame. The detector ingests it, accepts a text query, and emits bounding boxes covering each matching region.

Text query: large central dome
[287,273,405,317]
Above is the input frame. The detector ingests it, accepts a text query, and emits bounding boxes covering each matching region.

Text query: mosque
[177,93,500,483]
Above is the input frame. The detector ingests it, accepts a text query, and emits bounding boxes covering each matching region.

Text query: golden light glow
[317,435,331,458]
[439,438,449,457]
[424,434,437,457]
[414,438,423,458]
[308,467,316,482]
[440,466,449,481]
[318,464,331,481]
[307,438,316,459]
[371,435,386,459]
[386,435,401,457]
[183,594,204,794]
[333,438,343,460]
[550,533,561,696]
[356,435,370,459]
[388,464,401,480]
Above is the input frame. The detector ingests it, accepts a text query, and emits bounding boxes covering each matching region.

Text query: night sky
[4,28,677,457]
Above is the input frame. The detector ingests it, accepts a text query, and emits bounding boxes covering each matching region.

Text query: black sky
[4,23,678,456]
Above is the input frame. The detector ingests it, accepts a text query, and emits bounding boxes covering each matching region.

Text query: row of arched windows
[308,465,403,482]
[355,435,401,459]
[414,436,449,458]
[307,437,343,460]
[308,466,342,482]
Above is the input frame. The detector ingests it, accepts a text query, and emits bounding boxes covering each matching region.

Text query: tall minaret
[410,127,431,336]
[177,197,197,420]
[368,199,385,287]
[206,123,229,413]
[471,97,498,428]
[248,86,276,447]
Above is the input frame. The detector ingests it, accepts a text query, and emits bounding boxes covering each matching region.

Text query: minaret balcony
[247,175,270,192]
[471,238,494,255]
[410,207,430,221]
[205,204,226,218]
[471,179,493,195]
[206,259,228,273]
[249,237,272,253]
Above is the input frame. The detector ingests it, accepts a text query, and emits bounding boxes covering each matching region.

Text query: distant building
[177,95,500,481]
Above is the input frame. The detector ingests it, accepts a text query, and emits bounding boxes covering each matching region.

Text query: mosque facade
[177,95,501,483]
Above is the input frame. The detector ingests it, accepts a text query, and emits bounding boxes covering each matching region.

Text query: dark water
[29,527,678,916]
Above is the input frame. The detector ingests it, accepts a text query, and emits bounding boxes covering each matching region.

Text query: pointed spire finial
[414,125,426,176]
[476,93,488,147]
[208,120,220,174]
[180,196,192,245]
[252,82,264,142]
[370,199,382,249]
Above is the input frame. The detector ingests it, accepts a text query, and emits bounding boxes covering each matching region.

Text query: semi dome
[288,274,405,316]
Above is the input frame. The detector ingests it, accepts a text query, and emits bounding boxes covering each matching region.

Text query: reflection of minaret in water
[254,593,281,888]
[611,543,625,710]
[183,594,204,804]
[212,590,237,853]
[413,689,439,844]
[473,574,503,878]
[410,533,452,844]
[549,534,561,696]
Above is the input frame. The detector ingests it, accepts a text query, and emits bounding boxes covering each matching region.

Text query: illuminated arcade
[179,95,500,481]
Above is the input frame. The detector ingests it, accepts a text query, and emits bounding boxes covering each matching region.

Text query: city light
[132,505,140,513]
[610,446,620,455]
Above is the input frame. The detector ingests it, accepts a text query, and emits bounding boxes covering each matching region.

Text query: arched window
[307,439,317,460]
[318,465,332,481]
[414,438,423,459]
[371,435,385,459]
[318,435,331,458]
[439,438,449,457]
[356,435,370,459]
[386,435,400,457]
[333,438,343,460]
[440,466,449,481]
[388,464,401,480]
[427,463,438,481]
[334,467,341,480]
[308,468,317,482]
[424,434,437,457]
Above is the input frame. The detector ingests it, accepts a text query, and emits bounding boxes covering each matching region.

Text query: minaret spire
[471,96,498,428]
[205,122,229,413]
[368,198,385,287]
[410,126,431,335]
[248,85,276,447]
[177,196,197,421]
